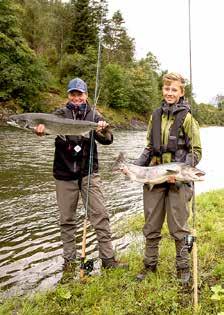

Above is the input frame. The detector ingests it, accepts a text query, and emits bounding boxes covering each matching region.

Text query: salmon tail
[112,152,126,172]
[195,168,206,177]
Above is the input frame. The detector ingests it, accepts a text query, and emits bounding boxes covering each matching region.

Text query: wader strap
[151,107,189,155]
[166,109,189,153]
[151,108,162,156]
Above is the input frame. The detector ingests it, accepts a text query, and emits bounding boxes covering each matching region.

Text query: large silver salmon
[113,152,205,190]
[7,113,98,136]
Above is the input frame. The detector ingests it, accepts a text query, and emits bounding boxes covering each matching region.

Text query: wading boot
[62,258,77,272]
[136,265,157,282]
[60,259,77,284]
[101,257,129,270]
[177,268,191,286]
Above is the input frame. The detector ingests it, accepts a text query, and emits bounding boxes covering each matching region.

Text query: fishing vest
[151,106,190,156]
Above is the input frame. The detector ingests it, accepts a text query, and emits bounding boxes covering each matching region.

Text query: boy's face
[162,80,184,105]
[68,90,88,106]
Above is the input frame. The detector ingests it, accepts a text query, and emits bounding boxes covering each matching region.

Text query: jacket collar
[161,97,190,115]
[66,102,91,120]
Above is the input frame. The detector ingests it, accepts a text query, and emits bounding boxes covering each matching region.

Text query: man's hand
[167,175,176,183]
[35,124,45,136]
[96,121,108,133]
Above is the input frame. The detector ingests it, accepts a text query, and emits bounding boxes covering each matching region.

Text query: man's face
[162,81,184,105]
[68,90,88,105]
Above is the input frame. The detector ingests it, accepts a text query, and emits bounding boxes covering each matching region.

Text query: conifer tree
[103,10,134,66]
[68,0,98,54]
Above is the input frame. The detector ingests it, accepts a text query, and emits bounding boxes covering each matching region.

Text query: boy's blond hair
[162,72,185,94]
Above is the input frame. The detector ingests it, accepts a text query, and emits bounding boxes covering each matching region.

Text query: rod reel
[80,257,94,276]
[184,234,196,253]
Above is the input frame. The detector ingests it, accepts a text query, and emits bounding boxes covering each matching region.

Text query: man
[36,78,125,270]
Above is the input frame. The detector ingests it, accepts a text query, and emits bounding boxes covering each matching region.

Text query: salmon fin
[166,169,179,174]
[81,131,90,138]
[112,152,126,172]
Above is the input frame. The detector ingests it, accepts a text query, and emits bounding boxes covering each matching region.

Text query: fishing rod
[187,0,198,310]
[80,8,104,280]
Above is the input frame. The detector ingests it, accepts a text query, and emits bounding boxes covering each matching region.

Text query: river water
[0,126,224,297]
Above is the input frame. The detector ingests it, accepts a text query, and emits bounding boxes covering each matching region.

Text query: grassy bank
[0,190,224,315]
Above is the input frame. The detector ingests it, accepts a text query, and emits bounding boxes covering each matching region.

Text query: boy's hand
[122,165,129,175]
[35,124,45,136]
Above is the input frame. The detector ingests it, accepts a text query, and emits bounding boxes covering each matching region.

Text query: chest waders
[150,106,189,157]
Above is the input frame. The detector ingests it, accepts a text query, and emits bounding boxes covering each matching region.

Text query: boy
[134,72,202,284]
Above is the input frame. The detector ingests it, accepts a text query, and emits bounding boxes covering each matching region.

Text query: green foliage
[218,100,224,111]
[68,0,98,54]
[213,263,224,281]
[0,0,49,110]
[0,0,223,126]
[100,53,160,114]
[19,0,51,52]
[49,2,74,67]
[101,63,131,108]
[216,95,224,111]
[56,286,72,300]
[195,103,224,126]
[129,54,161,112]
[59,46,98,95]
[103,10,135,66]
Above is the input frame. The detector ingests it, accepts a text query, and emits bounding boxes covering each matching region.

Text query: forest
[1,0,224,126]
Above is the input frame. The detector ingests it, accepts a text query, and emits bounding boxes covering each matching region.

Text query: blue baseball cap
[67,78,88,93]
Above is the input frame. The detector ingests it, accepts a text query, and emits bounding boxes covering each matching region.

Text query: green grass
[1,190,224,315]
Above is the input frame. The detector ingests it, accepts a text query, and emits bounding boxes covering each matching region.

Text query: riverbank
[1,189,224,315]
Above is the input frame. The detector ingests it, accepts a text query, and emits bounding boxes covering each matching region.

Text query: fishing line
[80,4,104,278]
[188,0,196,225]
[188,0,198,309]
[85,20,103,209]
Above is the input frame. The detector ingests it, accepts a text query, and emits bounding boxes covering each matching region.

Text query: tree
[17,0,53,54]
[102,10,134,66]
[101,63,130,108]
[0,0,48,109]
[48,1,74,68]
[216,95,224,110]
[132,53,161,112]
[68,0,98,54]
[59,46,98,96]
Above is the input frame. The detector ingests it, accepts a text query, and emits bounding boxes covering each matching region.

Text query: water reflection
[0,125,224,297]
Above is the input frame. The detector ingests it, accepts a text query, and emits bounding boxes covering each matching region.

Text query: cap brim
[67,88,86,93]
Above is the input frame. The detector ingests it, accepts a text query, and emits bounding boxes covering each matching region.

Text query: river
[0,126,223,298]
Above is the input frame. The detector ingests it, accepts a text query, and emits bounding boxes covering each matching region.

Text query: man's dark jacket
[53,103,113,181]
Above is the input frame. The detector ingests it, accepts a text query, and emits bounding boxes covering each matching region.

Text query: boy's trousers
[143,182,193,270]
